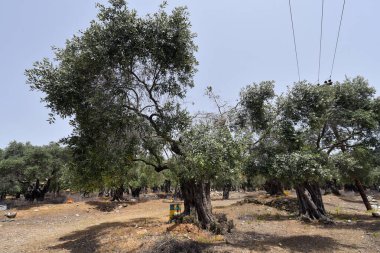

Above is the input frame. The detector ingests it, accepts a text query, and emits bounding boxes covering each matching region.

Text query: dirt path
[1,199,174,253]
[1,192,380,253]
[0,194,245,253]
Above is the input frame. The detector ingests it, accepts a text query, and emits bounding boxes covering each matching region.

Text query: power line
[317,0,325,84]
[288,0,300,82]
[330,0,346,78]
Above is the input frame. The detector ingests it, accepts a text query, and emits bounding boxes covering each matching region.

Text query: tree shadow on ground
[48,218,158,253]
[240,196,299,213]
[235,209,379,232]
[140,236,209,253]
[237,213,298,222]
[316,218,380,233]
[298,212,380,233]
[141,232,361,253]
[224,232,361,252]
[86,201,121,212]
[332,220,380,232]
[213,205,231,209]
[6,196,68,211]
[85,199,147,212]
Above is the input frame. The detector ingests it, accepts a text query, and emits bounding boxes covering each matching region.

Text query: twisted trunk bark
[331,125,373,214]
[181,179,216,229]
[295,181,332,223]
[25,178,51,202]
[111,185,124,202]
[354,179,372,211]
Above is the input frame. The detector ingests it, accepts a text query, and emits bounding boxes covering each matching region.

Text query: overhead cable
[317,0,325,84]
[288,0,301,82]
[330,0,346,79]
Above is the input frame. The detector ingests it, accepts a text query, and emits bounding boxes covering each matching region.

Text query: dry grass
[1,191,379,252]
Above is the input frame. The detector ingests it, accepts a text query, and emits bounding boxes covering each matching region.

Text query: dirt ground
[1,191,379,253]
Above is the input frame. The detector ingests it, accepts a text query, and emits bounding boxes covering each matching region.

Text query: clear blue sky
[1,1,379,148]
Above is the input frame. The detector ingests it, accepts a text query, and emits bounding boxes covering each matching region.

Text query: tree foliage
[25,0,198,191]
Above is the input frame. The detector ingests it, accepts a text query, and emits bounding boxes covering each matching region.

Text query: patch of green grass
[335,206,342,216]
[196,235,224,244]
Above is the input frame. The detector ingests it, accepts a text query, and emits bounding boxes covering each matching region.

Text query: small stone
[75,214,80,217]
[34,209,39,212]
[347,220,352,223]
[4,212,17,219]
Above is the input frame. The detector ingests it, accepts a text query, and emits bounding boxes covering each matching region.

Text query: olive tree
[237,77,380,221]
[25,0,234,227]
[176,122,244,228]
[238,81,287,195]
[279,77,380,218]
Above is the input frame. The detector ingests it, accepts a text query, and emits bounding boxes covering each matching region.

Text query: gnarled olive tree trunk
[295,181,333,223]
[331,126,375,216]
[111,185,124,202]
[323,179,341,196]
[130,187,141,199]
[222,181,232,200]
[354,179,372,211]
[180,179,216,228]
[162,180,171,194]
[24,178,51,202]
[264,178,284,196]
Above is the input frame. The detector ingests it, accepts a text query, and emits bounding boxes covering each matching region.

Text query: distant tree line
[0,142,71,201]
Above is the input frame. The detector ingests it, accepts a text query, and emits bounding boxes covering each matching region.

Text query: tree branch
[132,158,168,173]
